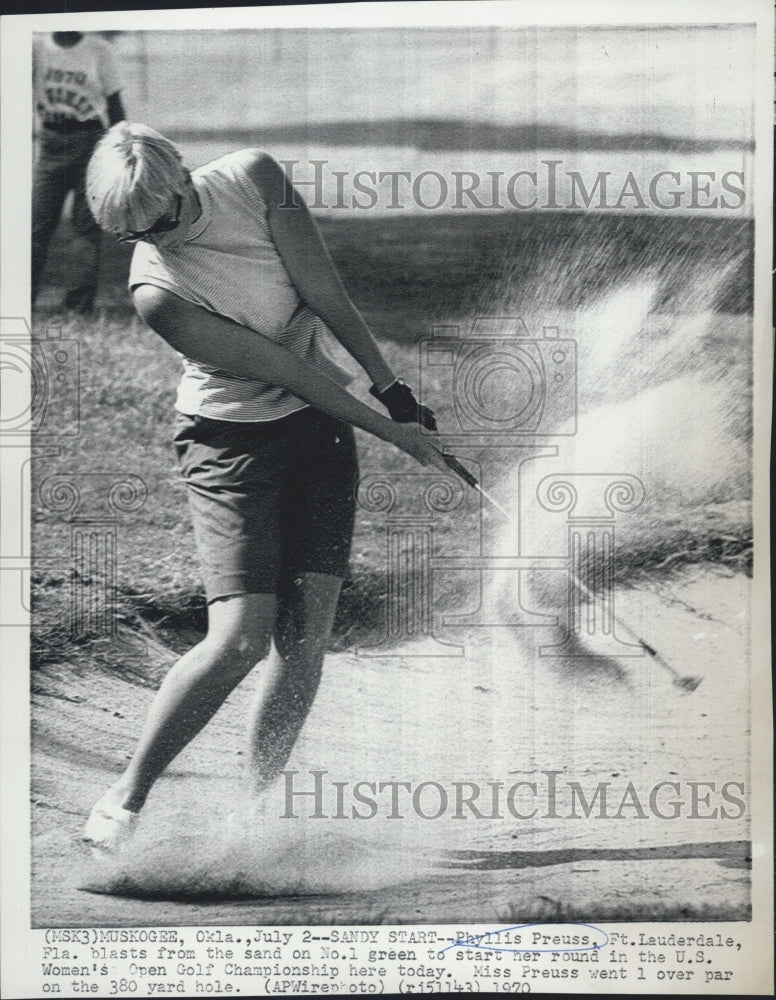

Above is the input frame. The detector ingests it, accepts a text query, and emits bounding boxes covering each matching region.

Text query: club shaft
[440,449,697,688]
[568,574,681,679]
[441,452,513,520]
[475,483,513,520]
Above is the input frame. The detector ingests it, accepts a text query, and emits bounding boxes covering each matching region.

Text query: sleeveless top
[129,149,352,421]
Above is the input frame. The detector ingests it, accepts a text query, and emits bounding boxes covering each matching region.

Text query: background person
[32,31,126,313]
[82,122,447,852]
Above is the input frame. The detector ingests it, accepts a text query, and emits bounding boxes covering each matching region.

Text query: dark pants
[32,125,104,312]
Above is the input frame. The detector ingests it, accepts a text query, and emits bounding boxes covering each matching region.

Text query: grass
[30,210,754,671]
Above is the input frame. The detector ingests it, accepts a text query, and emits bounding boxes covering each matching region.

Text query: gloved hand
[370,379,437,431]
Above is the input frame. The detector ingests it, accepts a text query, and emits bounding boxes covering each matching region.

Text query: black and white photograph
[1,1,772,996]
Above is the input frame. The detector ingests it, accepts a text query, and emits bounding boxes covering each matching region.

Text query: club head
[674,675,702,693]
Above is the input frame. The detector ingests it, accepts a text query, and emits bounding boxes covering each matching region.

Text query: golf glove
[370,379,437,431]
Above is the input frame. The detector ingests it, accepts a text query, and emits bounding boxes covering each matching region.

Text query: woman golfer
[83,122,448,852]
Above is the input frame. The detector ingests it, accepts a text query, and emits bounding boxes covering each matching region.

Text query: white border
[1,3,772,996]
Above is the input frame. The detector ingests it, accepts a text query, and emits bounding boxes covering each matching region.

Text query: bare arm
[132,284,448,472]
[246,153,396,392]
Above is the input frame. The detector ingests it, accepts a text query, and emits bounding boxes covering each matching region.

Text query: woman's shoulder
[196,149,284,205]
[195,147,273,171]
[194,148,279,185]
[231,149,284,190]
[235,148,273,165]
[188,149,279,221]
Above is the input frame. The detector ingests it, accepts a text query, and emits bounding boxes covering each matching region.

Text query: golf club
[438,450,702,692]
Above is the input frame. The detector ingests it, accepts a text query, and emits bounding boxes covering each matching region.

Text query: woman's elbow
[132,284,176,331]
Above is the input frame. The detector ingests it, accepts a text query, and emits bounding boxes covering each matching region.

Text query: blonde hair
[86,122,189,233]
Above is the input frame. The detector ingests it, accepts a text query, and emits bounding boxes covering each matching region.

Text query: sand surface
[30,564,751,927]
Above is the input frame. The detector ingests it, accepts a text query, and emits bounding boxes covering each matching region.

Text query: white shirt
[130,150,352,421]
[33,34,120,127]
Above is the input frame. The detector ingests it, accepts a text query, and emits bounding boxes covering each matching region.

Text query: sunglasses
[116,194,183,243]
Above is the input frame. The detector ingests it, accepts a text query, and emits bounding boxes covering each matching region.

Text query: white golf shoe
[82,790,139,855]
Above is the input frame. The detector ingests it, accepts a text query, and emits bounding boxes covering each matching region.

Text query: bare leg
[248,572,343,792]
[108,593,276,813]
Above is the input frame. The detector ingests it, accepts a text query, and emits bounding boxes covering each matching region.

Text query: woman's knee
[203,593,276,668]
[273,626,328,669]
[203,623,272,671]
[273,574,341,666]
